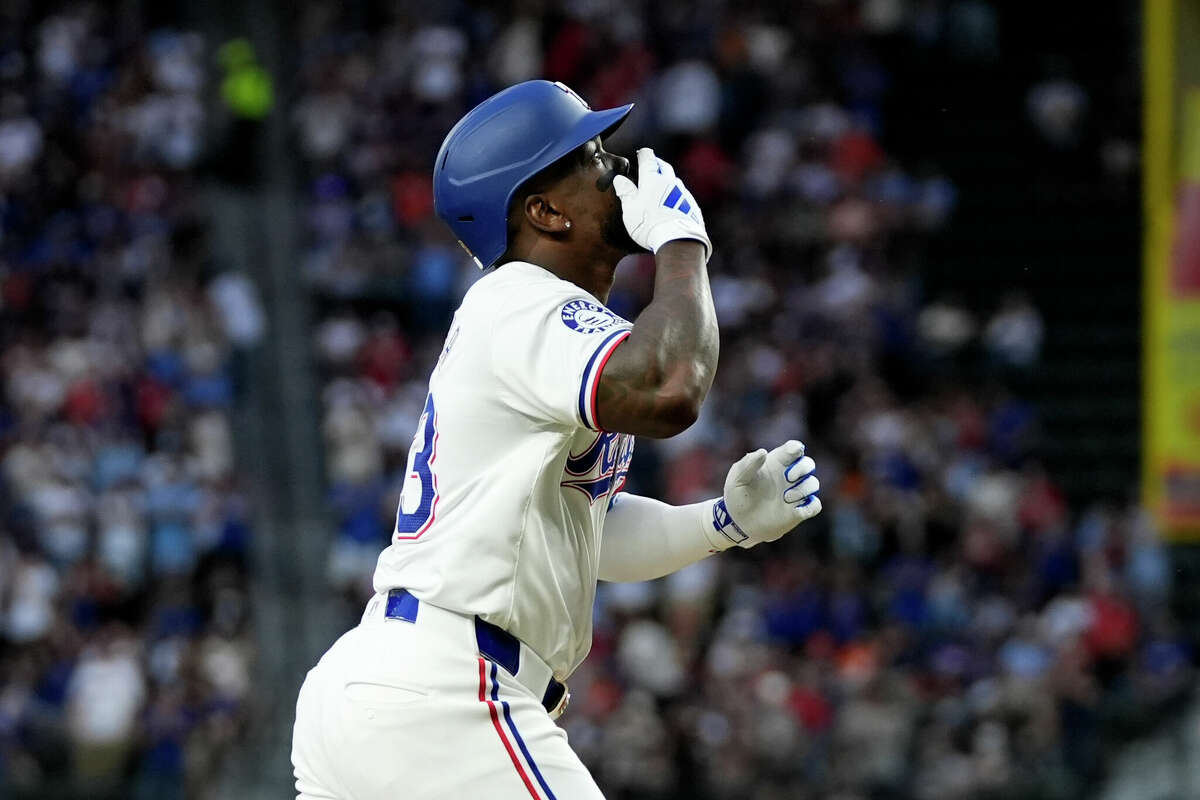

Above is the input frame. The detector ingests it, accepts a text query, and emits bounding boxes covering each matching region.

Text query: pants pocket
[344,680,429,705]
[342,680,430,731]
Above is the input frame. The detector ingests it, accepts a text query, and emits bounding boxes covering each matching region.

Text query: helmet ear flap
[432,80,633,270]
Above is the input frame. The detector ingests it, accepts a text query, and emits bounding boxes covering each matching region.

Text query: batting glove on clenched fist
[705,440,822,550]
[611,148,712,261]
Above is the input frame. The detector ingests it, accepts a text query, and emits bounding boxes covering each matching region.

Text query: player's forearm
[598,493,723,582]
[595,241,719,436]
[645,240,720,396]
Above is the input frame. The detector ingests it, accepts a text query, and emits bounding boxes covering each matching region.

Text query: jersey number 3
[395,393,439,539]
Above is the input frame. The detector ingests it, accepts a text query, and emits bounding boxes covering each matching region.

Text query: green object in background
[218,38,274,120]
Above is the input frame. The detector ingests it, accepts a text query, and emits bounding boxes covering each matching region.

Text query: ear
[523,193,572,235]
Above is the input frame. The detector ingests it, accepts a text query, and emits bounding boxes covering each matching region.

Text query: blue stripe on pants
[490,662,558,800]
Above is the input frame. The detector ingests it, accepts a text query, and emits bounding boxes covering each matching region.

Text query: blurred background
[1,0,1197,798]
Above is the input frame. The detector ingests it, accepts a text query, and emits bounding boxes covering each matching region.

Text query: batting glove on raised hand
[611,148,712,261]
[705,440,822,551]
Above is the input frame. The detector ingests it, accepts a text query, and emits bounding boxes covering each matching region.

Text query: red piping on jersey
[589,331,630,432]
[478,657,541,799]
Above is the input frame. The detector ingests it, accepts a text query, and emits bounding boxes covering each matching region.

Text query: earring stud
[565,221,572,229]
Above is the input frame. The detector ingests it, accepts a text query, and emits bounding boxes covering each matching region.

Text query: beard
[600,200,646,255]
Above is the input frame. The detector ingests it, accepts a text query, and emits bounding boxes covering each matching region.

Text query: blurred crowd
[0,0,1158,798]
[293,1,1186,799]
[0,7,258,799]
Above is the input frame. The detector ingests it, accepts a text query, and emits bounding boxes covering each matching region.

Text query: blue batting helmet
[433,80,634,269]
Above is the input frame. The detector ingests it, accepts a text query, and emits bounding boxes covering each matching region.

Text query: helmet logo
[553,81,590,110]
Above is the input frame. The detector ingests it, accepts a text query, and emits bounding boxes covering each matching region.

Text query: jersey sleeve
[490,287,632,430]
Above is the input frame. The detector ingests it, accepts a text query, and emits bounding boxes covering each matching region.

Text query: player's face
[576,138,641,255]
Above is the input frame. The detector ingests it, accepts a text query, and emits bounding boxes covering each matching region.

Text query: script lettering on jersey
[562,431,634,504]
[433,324,459,376]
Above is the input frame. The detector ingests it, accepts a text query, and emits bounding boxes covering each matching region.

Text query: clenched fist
[705,440,822,550]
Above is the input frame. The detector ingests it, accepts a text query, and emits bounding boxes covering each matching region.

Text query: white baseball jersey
[372,260,635,678]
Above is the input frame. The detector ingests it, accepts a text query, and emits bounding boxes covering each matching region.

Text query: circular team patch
[560,299,622,334]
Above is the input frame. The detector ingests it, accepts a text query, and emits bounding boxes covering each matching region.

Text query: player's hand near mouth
[595,147,717,438]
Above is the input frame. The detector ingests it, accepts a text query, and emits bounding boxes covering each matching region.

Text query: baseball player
[291,80,822,799]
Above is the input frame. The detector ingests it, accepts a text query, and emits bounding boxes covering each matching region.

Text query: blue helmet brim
[498,102,634,206]
[584,102,635,143]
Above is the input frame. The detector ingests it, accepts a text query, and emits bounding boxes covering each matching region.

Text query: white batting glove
[705,440,822,550]
[611,148,712,261]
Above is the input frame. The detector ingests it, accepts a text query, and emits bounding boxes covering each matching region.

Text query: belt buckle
[544,680,570,720]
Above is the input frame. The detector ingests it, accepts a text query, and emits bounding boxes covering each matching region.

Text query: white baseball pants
[291,594,604,799]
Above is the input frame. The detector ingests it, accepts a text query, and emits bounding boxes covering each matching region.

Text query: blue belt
[385,588,567,715]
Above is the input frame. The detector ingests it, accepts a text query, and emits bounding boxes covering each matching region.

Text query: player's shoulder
[472,261,576,299]
[466,261,616,318]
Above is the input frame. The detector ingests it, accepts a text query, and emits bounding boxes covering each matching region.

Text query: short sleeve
[490,288,632,430]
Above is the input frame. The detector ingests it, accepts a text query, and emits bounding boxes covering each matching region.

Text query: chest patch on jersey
[560,299,624,335]
[562,431,634,504]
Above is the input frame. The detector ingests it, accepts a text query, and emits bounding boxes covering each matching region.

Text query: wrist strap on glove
[707,498,748,550]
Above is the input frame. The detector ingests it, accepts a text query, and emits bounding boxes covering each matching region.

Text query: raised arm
[596,150,719,438]
[595,241,717,437]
